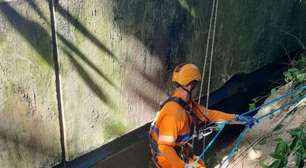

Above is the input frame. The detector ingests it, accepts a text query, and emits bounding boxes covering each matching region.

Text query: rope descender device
[197,123,221,140]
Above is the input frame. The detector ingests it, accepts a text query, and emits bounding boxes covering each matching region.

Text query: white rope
[197,0,216,104]
[200,0,220,163]
[193,0,216,151]
[205,0,219,116]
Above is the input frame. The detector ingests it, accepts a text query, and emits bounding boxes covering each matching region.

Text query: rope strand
[205,0,219,116]
[197,0,216,104]
[202,0,220,163]
[194,0,217,153]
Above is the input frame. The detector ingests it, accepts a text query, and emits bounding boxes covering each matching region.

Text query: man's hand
[185,163,205,168]
[236,115,257,128]
[185,155,206,168]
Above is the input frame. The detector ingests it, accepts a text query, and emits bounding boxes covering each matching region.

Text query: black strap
[160,96,191,114]
[160,96,212,122]
[191,101,210,122]
[160,97,212,131]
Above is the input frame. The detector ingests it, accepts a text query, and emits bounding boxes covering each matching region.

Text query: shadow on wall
[0,3,53,66]
[288,1,306,49]
[51,0,118,106]
[0,1,115,106]
[0,3,60,165]
[112,0,306,92]
[25,0,118,63]
[110,0,212,112]
[3,0,305,114]
[0,1,118,165]
[46,0,219,114]
[54,3,119,63]
[0,119,60,166]
[112,0,197,70]
[0,0,191,164]
[53,0,166,114]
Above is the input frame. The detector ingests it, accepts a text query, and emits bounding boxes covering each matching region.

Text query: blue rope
[192,123,225,168]
[241,85,306,117]
[192,85,306,167]
[222,94,306,165]
[223,127,249,164]
[256,94,306,121]
[205,85,306,128]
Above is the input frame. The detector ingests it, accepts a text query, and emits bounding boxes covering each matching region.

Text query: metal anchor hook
[198,125,218,140]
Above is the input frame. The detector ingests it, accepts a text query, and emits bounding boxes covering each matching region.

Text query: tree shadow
[1,0,117,106]
[0,2,117,165]
[25,0,118,89]
[26,0,49,22]
[0,2,53,66]
[54,3,119,63]
[62,47,111,105]
[0,132,60,167]
[57,33,117,90]
[46,0,207,112]
[110,0,207,111]
[112,0,193,66]
[127,83,160,111]
[52,0,198,111]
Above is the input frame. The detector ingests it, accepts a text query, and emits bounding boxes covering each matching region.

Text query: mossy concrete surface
[0,0,61,168]
[55,0,168,160]
[56,0,306,161]
[0,0,306,167]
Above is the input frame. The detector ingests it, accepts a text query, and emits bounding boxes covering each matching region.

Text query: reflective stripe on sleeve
[158,135,175,143]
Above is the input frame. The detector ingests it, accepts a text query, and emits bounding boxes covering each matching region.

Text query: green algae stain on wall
[104,120,127,140]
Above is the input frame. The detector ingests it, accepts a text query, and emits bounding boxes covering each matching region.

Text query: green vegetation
[248,95,269,111]
[262,126,306,168]
[284,54,306,85]
[104,120,127,139]
[260,53,306,168]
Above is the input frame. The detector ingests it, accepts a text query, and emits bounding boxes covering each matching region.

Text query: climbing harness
[192,85,306,167]
[149,96,205,167]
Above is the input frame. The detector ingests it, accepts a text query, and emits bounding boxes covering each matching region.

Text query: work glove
[236,115,257,128]
[185,163,205,168]
[185,156,206,168]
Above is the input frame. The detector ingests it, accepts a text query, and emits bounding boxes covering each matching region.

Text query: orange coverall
[149,90,236,168]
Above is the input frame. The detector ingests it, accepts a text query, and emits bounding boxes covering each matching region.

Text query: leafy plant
[284,54,306,85]
[262,126,306,168]
[248,95,270,111]
[248,102,256,111]
[289,127,306,168]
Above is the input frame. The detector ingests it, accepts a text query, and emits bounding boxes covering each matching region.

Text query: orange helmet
[172,64,201,86]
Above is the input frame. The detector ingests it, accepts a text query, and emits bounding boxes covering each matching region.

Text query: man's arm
[155,110,187,167]
[192,102,236,123]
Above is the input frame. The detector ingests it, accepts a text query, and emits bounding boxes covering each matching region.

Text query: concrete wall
[0,0,305,167]
[0,0,61,167]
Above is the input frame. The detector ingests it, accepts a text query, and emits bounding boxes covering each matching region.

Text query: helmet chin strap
[179,85,193,102]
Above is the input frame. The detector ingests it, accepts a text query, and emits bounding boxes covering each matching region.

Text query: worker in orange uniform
[149,63,255,168]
